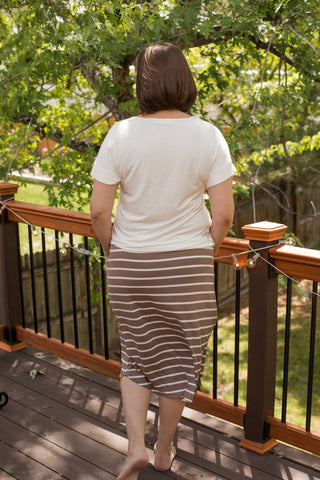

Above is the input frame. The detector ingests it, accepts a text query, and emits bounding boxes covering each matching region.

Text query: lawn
[15,182,51,205]
[14,182,89,254]
[202,287,320,433]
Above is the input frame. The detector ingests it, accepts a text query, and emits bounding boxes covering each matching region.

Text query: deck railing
[0,182,319,456]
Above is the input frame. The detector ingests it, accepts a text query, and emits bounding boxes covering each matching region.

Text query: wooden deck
[0,347,319,480]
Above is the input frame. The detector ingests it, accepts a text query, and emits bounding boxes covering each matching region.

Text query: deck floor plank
[0,440,68,480]
[0,376,225,479]
[0,415,115,480]
[0,347,319,480]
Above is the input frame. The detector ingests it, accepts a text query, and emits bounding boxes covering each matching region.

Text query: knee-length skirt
[107,245,217,403]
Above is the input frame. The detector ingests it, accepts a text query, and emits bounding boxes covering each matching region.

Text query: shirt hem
[110,240,214,253]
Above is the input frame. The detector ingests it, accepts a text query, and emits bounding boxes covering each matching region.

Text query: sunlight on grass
[202,289,320,433]
[14,182,90,254]
[275,288,320,432]
[15,182,90,212]
[15,182,50,205]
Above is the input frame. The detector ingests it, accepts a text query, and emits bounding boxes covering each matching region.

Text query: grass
[14,182,89,254]
[15,182,51,205]
[202,286,320,433]
[275,289,320,431]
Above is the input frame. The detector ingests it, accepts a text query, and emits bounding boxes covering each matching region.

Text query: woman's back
[92,116,234,252]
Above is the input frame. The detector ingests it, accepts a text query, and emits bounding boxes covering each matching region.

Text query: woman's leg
[154,396,185,471]
[117,376,151,480]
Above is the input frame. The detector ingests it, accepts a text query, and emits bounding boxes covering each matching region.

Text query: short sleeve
[206,128,237,188]
[90,126,121,185]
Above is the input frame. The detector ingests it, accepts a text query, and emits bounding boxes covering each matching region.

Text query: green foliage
[0,0,319,207]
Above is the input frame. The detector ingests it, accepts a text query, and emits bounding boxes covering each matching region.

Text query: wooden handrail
[2,186,319,278]
[215,237,249,265]
[269,244,320,282]
[0,182,19,196]
[267,415,320,456]
[6,200,97,238]
[5,199,250,261]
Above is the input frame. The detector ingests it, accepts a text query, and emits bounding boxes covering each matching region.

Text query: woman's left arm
[207,177,234,256]
[90,180,118,259]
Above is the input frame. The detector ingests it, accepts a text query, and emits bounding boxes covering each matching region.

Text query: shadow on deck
[0,347,319,480]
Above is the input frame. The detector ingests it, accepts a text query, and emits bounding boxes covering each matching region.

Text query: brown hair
[135,42,197,114]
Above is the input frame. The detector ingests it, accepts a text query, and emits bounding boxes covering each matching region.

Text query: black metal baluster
[84,236,93,354]
[213,262,219,398]
[281,278,292,423]
[69,233,79,348]
[306,281,318,432]
[41,228,51,338]
[234,268,241,406]
[28,225,38,333]
[55,230,64,343]
[16,224,25,328]
[100,245,109,359]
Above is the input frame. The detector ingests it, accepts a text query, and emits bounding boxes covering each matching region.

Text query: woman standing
[90,42,235,480]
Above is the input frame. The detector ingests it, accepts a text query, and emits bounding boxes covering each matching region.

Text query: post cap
[0,182,19,196]
[242,221,287,242]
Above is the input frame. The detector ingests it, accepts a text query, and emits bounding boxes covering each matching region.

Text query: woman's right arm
[90,180,118,259]
[207,177,234,256]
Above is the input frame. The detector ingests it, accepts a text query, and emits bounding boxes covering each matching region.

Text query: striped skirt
[107,245,217,403]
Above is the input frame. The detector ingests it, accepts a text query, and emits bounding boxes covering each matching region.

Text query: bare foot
[117,448,149,480]
[154,442,176,471]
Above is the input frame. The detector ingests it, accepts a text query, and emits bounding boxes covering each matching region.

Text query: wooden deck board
[0,347,319,480]
[0,440,65,480]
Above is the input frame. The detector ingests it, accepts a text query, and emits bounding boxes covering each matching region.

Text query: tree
[0,0,319,209]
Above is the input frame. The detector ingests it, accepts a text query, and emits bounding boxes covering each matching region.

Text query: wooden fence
[233,179,320,249]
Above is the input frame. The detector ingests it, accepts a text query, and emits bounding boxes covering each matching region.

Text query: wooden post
[0,182,27,352]
[239,221,287,454]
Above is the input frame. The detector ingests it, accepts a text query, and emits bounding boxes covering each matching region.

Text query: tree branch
[80,62,130,121]
[17,111,111,154]
[288,25,320,58]
[172,29,320,83]
[5,117,33,181]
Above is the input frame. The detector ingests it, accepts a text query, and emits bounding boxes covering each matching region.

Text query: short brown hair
[135,42,197,114]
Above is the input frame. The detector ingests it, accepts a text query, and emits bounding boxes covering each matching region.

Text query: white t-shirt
[91,116,236,252]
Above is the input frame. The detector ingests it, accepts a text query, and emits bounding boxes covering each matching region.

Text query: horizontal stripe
[122,327,182,338]
[121,357,194,372]
[108,267,213,274]
[121,325,213,338]
[108,273,214,281]
[117,313,216,324]
[108,282,214,289]
[112,299,215,306]
[124,341,191,354]
[144,371,194,383]
[125,348,195,362]
[125,346,204,362]
[116,306,215,315]
[123,335,206,348]
[145,365,194,377]
[109,291,214,297]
